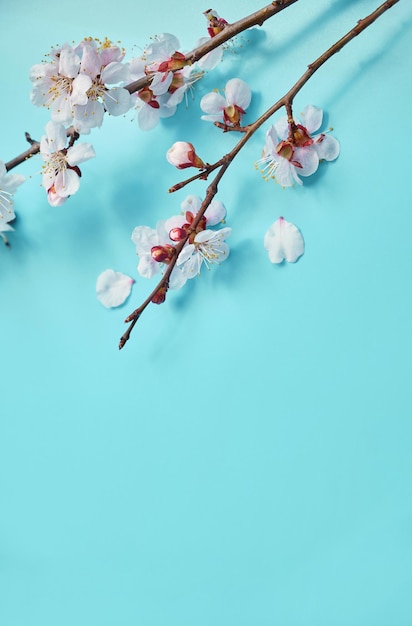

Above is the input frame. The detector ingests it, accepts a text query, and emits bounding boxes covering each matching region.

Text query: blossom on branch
[0,161,25,244]
[176,227,231,278]
[200,78,251,125]
[131,222,186,290]
[40,121,95,206]
[258,104,340,187]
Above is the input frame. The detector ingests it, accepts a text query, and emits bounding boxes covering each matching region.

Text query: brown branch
[120,0,399,350]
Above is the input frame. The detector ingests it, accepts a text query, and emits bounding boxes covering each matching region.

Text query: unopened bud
[166,141,205,170]
[169,227,187,242]
[151,244,175,263]
[152,287,167,305]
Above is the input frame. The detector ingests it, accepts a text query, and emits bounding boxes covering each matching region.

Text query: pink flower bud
[151,287,167,305]
[151,244,175,263]
[169,227,187,242]
[166,142,205,170]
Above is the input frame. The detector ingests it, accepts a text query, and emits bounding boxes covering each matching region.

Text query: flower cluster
[30,37,132,134]
[133,194,231,292]
[96,194,231,308]
[128,32,222,131]
[258,104,340,187]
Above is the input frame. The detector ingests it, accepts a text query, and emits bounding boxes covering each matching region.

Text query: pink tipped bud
[204,9,228,37]
[166,141,205,170]
[151,244,176,263]
[169,227,187,242]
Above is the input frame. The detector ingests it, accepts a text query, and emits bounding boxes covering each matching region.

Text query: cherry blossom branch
[169,0,399,194]
[120,0,399,350]
[119,163,230,349]
[4,1,299,173]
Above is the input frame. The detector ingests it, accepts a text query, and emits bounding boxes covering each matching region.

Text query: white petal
[103,87,133,115]
[264,217,305,264]
[71,73,93,105]
[294,146,319,177]
[137,254,160,279]
[131,225,158,255]
[181,195,201,214]
[314,134,340,161]
[96,269,134,308]
[66,142,96,166]
[300,104,323,134]
[200,92,226,115]
[204,199,226,225]
[45,121,67,152]
[138,104,160,131]
[197,44,223,70]
[225,78,251,110]
[55,168,80,197]
[176,243,195,265]
[274,116,289,141]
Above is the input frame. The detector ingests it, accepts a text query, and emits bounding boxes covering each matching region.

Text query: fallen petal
[264,217,305,264]
[96,269,134,308]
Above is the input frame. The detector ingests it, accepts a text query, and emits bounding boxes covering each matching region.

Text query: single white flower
[177,227,231,278]
[200,78,251,125]
[40,121,95,205]
[258,104,340,187]
[264,217,304,263]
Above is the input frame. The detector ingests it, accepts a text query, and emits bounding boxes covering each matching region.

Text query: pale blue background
[1,1,412,624]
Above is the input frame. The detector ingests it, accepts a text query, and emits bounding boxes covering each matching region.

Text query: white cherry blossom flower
[177,227,231,278]
[40,121,95,205]
[72,39,132,134]
[264,217,304,263]
[0,160,25,243]
[29,43,89,125]
[200,78,251,125]
[258,104,340,187]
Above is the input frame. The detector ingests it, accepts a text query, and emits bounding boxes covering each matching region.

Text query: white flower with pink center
[258,104,340,187]
[200,78,251,125]
[40,121,95,206]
